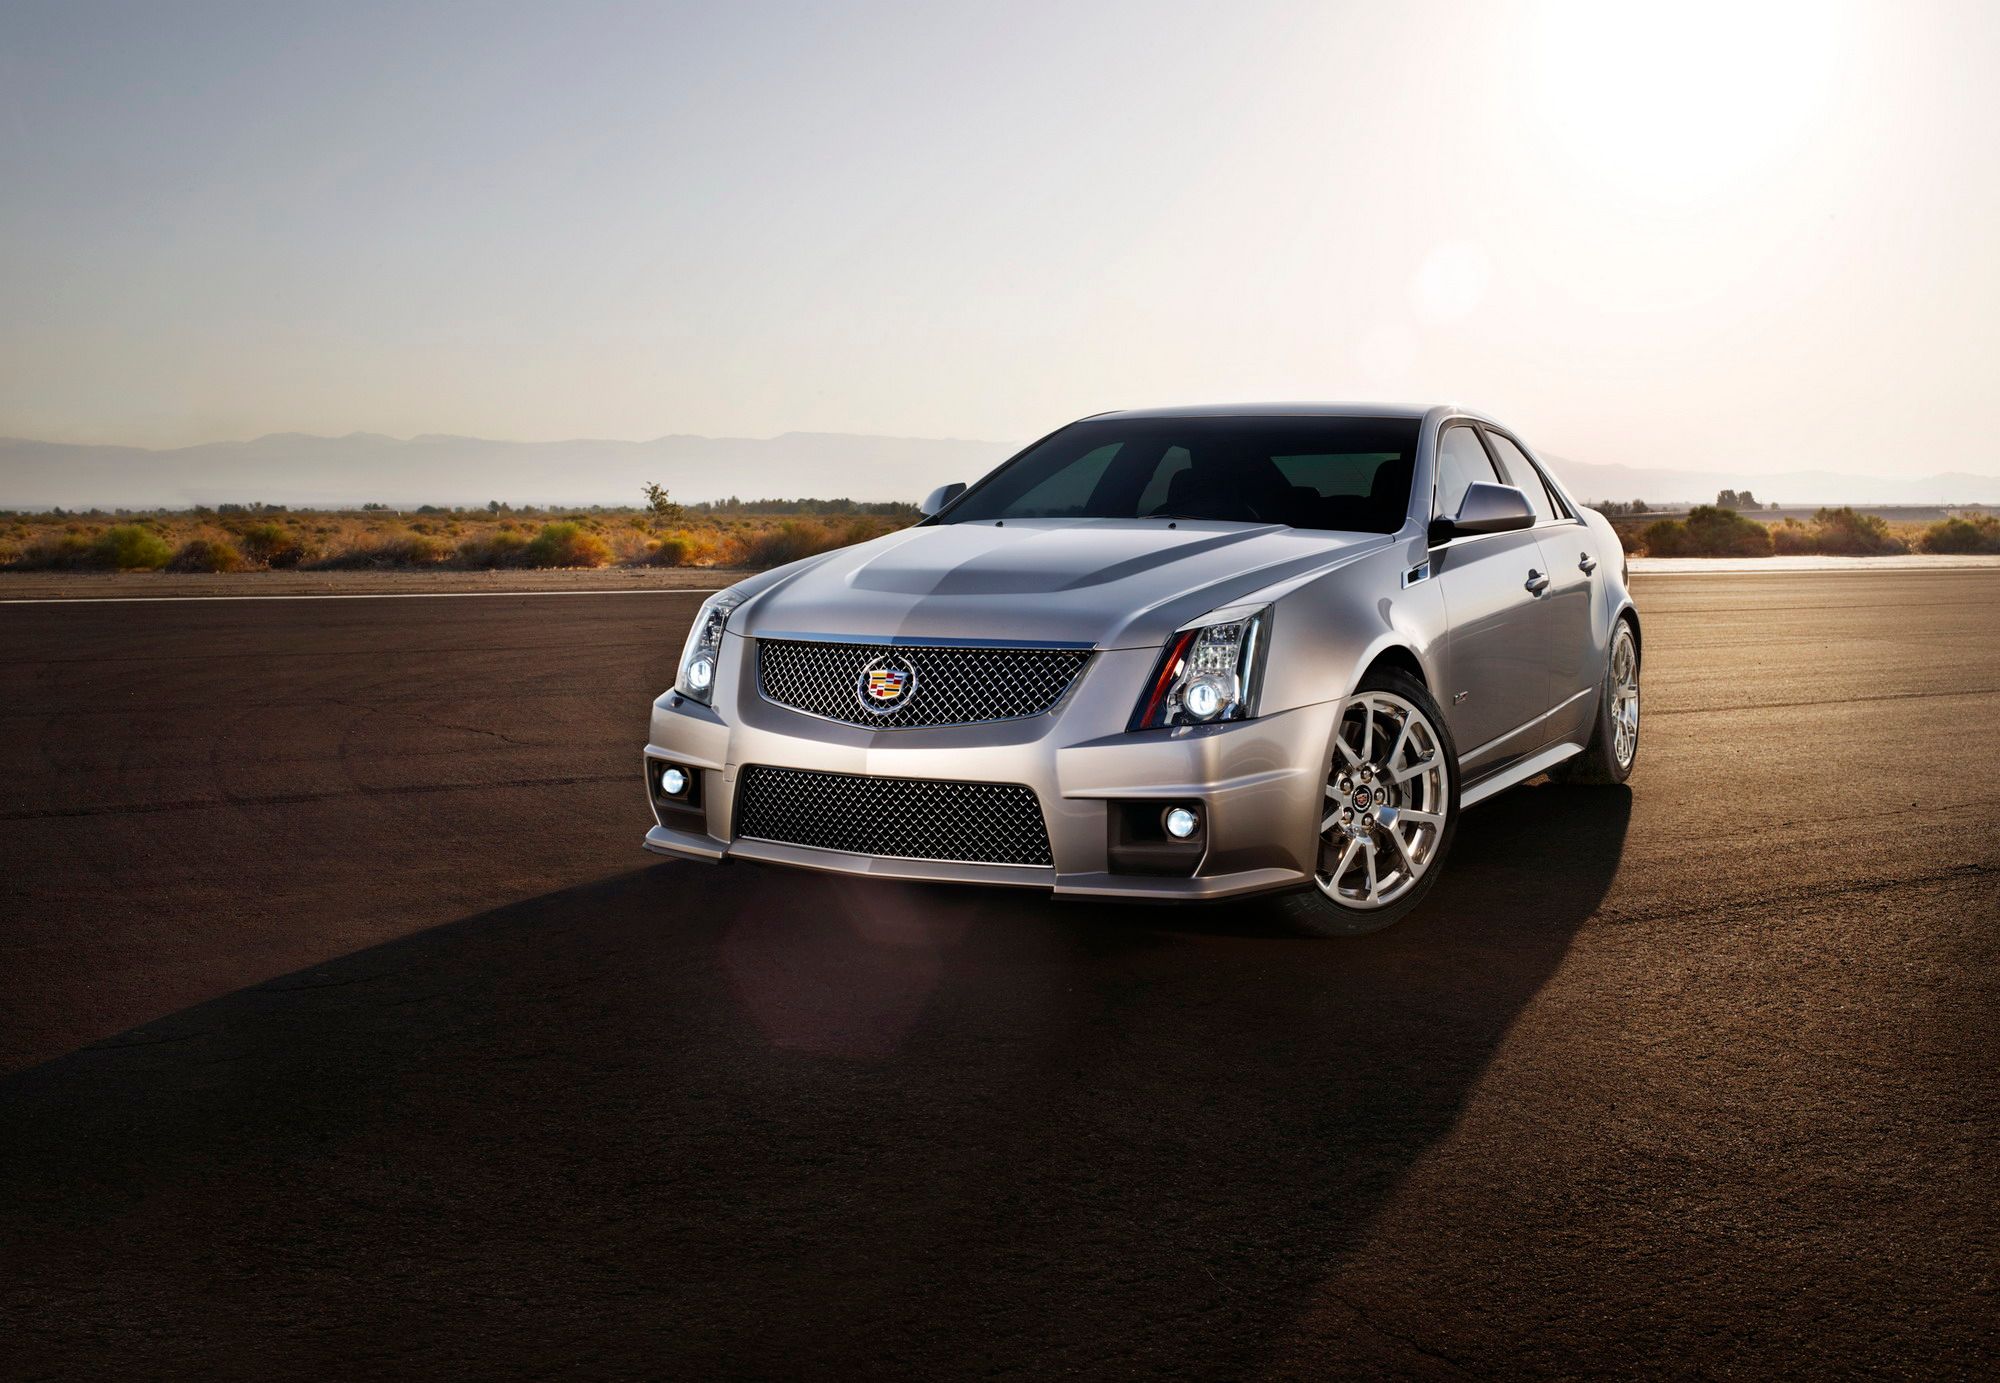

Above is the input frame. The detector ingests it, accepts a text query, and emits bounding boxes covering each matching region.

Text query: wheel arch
[1357,642,1429,692]
[1331,633,1440,705]
[1615,601,1642,666]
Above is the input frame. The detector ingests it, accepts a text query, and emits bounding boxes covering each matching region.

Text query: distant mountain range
[2,431,1997,509]
[0,432,1019,510]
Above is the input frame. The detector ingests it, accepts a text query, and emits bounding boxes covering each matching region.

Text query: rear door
[1484,429,1597,719]
[1429,423,1551,763]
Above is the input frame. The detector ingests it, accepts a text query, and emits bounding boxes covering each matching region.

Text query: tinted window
[1003,442,1120,517]
[1435,425,1499,520]
[1485,432,1560,523]
[943,416,1422,533]
[1133,445,1192,516]
[1272,451,1403,497]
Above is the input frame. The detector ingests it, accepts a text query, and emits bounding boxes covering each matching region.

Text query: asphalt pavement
[1,570,1994,1378]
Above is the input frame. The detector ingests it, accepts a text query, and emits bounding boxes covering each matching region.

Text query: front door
[1485,429,1598,719]
[1430,424,1551,767]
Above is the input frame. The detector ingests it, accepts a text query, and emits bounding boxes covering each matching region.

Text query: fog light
[660,765,689,797]
[1163,806,1200,839]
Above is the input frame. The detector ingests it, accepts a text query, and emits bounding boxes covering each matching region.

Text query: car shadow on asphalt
[1,782,1631,1378]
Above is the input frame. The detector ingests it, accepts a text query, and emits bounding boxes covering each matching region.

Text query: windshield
[939,415,1422,532]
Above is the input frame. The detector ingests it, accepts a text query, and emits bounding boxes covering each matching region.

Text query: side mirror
[919,481,966,518]
[1431,482,1536,542]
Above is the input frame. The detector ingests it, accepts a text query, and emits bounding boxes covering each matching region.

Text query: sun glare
[1530,0,1851,201]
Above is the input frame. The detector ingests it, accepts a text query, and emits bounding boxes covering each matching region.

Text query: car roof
[1084,401,1448,422]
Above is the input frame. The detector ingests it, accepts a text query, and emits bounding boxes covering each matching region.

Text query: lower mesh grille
[734,765,1053,867]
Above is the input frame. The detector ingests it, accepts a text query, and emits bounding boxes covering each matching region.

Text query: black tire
[1270,666,1461,937]
[1554,615,1640,786]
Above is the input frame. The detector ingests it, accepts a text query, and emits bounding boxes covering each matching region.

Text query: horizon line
[0,427,1022,452]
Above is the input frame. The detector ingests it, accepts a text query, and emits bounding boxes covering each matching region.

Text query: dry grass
[1607,506,1979,558]
[7,503,1990,574]
[0,507,914,573]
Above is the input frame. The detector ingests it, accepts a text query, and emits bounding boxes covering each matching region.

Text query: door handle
[1578,552,1598,574]
[1525,569,1550,595]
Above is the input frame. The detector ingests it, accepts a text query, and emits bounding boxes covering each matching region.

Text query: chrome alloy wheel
[1610,622,1640,770]
[1316,690,1449,910]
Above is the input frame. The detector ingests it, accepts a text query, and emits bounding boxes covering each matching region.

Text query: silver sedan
[643,404,1640,934]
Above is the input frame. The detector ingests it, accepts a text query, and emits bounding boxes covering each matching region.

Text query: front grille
[734,765,1053,867]
[757,638,1091,729]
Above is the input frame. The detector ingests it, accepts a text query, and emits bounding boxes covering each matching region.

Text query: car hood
[733,519,1390,650]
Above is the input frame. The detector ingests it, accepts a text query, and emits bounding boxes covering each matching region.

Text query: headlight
[1130,603,1270,730]
[676,589,744,704]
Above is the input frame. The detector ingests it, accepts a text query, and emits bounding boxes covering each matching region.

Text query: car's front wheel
[1273,667,1460,937]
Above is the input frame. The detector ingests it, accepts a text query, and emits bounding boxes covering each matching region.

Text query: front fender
[1256,536,1449,715]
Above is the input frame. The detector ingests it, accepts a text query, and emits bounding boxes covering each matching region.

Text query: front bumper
[642,638,1338,901]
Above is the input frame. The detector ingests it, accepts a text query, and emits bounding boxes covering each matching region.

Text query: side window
[1485,432,1561,524]
[1434,425,1499,520]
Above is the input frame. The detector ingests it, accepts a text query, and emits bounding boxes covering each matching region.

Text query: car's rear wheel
[1273,667,1460,937]
[1554,617,1640,785]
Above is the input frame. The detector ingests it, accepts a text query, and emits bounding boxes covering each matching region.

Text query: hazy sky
[2,0,1995,476]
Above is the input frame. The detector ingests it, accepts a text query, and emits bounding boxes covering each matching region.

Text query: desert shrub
[168,537,246,572]
[522,521,612,568]
[1638,518,1689,557]
[382,532,447,565]
[647,527,730,566]
[727,519,838,568]
[683,528,732,564]
[1917,513,2000,554]
[830,517,885,548]
[1771,518,1817,555]
[237,521,313,568]
[458,529,531,567]
[1682,505,1773,557]
[728,517,893,567]
[14,530,99,569]
[92,524,174,570]
[1640,506,1770,557]
[312,530,449,569]
[601,525,657,564]
[1807,506,1905,556]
